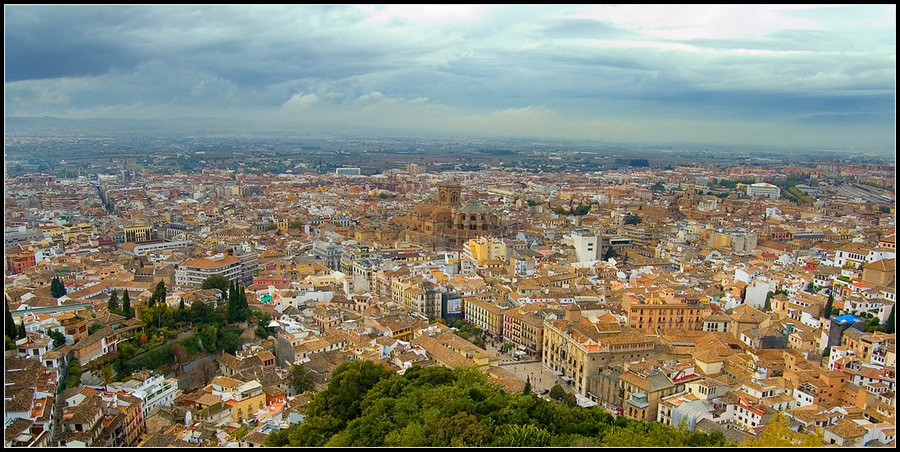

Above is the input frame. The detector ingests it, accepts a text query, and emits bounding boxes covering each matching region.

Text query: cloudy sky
[5,4,896,152]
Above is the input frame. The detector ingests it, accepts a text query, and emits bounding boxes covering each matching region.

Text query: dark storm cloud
[3,4,895,152]
[5,5,148,81]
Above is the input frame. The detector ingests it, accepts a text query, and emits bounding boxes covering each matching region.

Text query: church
[394,182,505,248]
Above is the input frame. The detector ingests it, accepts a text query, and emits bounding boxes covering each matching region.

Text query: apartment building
[619,365,684,422]
[392,277,443,319]
[107,370,179,418]
[542,308,656,396]
[463,296,507,339]
[175,254,242,287]
[622,290,710,333]
[503,303,548,355]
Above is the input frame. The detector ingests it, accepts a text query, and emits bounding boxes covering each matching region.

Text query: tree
[497,424,552,447]
[220,329,242,354]
[170,342,188,368]
[18,320,26,339]
[190,301,211,324]
[571,204,590,216]
[201,274,230,293]
[307,360,391,423]
[108,290,119,312]
[66,360,82,389]
[200,324,218,352]
[48,329,67,348]
[884,305,895,334]
[227,281,239,323]
[271,359,728,448]
[122,290,133,319]
[741,412,823,447]
[50,277,66,298]
[523,376,532,395]
[256,311,273,339]
[603,247,618,262]
[6,300,18,339]
[549,384,565,401]
[824,291,834,319]
[240,286,251,321]
[88,322,105,335]
[148,281,167,308]
[623,212,642,225]
[290,363,315,394]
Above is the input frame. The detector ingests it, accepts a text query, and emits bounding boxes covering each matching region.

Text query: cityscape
[4,4,896,449]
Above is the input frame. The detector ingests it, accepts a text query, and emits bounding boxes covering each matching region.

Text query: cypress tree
[227,281,238,323]
[824,291,834,319]
[108,290,119,312]
[884,305,895,334]
[18,320,26,339]
[152,281,166,307]
[240,285,250,321]
[122,290,133,319]
[50,277,66,298]
[6,300,18,339]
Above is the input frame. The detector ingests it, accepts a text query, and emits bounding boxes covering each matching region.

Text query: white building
[746,183,781,199]
[175,254,242,287]
[107,370,179,418]
[569,228,604,263]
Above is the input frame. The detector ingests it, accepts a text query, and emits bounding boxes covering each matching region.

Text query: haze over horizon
[4,4,896,154]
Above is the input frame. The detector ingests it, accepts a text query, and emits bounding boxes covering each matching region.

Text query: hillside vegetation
[266,360,733,447]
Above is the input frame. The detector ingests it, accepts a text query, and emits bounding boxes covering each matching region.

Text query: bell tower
[438,183,462,208]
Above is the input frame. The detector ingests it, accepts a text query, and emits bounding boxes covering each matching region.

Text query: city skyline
[4,4,896,153]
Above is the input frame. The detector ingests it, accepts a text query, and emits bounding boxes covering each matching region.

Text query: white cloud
[569,4,825,40]
[358,4,495,26]
[281,92,321,111]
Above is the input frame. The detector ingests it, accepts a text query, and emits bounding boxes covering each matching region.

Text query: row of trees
[266,361,733,447]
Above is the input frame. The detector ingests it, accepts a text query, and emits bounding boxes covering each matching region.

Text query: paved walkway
[485,341,577,396]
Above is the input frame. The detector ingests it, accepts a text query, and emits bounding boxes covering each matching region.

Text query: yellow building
[462,296,507,339]
[622,289,710,333]
[124,225,154,243]
[391,277,442,319]
[465,236,508,264]
[542,307,656,395]
[228,380,266,423]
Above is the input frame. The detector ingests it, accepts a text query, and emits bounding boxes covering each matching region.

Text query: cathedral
[394,183,505,248]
